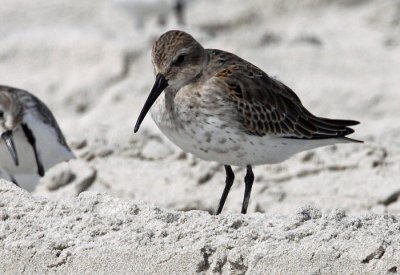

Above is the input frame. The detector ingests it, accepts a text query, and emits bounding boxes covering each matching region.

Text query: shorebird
[0,85,75,186]
[134,30,362,214]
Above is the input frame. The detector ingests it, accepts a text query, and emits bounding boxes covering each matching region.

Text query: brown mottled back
[204,49,358,139]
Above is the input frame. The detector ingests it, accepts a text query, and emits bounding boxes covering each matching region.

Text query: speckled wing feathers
[206,49,359,139]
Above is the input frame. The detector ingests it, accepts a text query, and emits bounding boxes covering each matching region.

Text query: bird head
[0,89,23,166]
[134,30,207,133]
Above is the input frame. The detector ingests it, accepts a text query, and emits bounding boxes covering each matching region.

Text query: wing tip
[318,117,360,127]
[310,116,362,140]
[283,123,362,141]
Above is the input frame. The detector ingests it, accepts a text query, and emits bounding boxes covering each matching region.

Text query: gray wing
[207,50,360,139]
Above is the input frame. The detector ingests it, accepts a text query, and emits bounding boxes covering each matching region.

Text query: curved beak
[134,73,168,133]
[1,130,19,166]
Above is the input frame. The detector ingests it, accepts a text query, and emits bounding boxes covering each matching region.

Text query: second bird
[0,85,75,186]
[134,30,361,215]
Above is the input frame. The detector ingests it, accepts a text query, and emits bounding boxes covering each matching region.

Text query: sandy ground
[2,181,400,274]
[1,0,400,273]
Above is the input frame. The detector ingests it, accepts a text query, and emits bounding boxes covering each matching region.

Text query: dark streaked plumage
[207,49,360,140]
[134,30,362,215]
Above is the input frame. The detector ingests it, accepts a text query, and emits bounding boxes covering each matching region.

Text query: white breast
[0,126,37,174]
[0,113,74,177]
[23,113,75,171]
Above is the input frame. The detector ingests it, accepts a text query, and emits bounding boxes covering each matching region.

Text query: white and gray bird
[0,85,74,187]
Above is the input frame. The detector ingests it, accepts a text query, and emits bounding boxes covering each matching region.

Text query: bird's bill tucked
[1,130,19,166]
[134,73,168,133]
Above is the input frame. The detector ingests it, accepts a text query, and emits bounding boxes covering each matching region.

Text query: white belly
[151,110,348,167]
[0,114,74,177]
[0,126,37,174]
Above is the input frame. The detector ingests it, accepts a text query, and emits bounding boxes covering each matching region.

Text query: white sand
[2,181,400,274]
[1,0,400,273]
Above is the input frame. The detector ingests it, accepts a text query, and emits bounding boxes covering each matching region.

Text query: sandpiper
[0,85,75,185]
[134,30,362,214]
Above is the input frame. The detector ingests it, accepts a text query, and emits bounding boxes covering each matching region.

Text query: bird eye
[173,54,186,66]
[0,110,3,119]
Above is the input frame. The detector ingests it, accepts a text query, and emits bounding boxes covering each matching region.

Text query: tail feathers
[285,115,362,142]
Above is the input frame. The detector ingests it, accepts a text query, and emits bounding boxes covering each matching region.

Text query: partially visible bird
[0,85,74,186]
[134,30,362,215]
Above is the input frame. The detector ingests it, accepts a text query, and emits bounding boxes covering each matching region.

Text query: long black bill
[1,131,19,166]
[134,73,168,133]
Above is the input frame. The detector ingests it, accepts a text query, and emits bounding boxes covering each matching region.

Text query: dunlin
[134,30,361,214]
[0,85,75,185]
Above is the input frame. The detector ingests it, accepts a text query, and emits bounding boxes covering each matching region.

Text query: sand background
[1,0,400,273]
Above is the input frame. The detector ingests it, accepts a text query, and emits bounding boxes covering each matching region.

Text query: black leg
[215,165,235,215]
[241,165,254,214]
